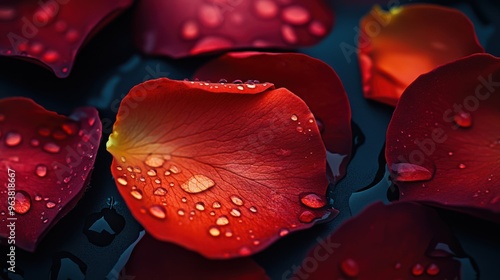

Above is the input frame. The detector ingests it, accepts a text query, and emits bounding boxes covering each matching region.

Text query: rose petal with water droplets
[386,54,500,223]
[0,0,132,77]
[107,78,334,258]
[125,234,269,279]
[295,202,466,279]
[194,52,352,181]
[133,0,333,58]
[359,4,484,106]
[0,97,102,251]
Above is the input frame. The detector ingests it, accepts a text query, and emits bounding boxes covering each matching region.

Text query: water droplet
[230,195,244,206]
[46,201,56,209]
[43,218,49,224]
[147,169,157,176]
[14,191,31,214]
[0,114,4,122]
[117,177,128,186]
[340,258,359,277]
[164,170,171,176]
[246,83,256,89]
[63,177,71,183]
[116,166,123,171]
[42,50,59,63]
[35,195,42,201]
[181,175,215,193]
[65,29,80,43]
[120,156,126,163]
[279,228,289,237]
[198,4,223,28]
[411,263,424,276]
[169,165,181,174]
[154,178,161,184]
[154,187,167,196]
[426,263,440,276]
[490,196,500,204]
[149,205,166,219]
[296,126,304,133]
[30,138,40,147]
[35,164,48,177]
[43,142,61,153]
[236,85,244,91]
[298,210,315,223]
[181,20,199,40]
[281,25,298,44]
[300,193,326,209]
[5,132,22,146]
[195,202,205,211]
[254,0,278,19]
[453,112,472,128]
[216,215,229,226]
[291,114,298,121]
[130,190,143,200]
[249,206,257,213]
[230,208,241,217]
[177,209,185,216]
[448,151,453,156]
[213,201,222,209]
[133,167,142,173]
[390,163,433,182]
[309,20,326,36]
[145,154,165,168]
[458,163,466,169]
[209,226,221,237]
[239,246,251,256]
[225,230,233,237]
[181,197,187,203]
[282,5,310,25]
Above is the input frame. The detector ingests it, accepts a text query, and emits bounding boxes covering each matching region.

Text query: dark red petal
[194,52,352,181]
[0,0,132,77]
[0,97,102,251]
[134,0,333,58]
[386,53,500,222]
[125,233,269,280]
[106,78,335,258]
[359,4,484,106]
[295,202,463,279]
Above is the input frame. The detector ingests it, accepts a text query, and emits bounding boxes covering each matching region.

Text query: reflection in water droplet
[249,206,257,213]
[149,205,166,219]
[426,263,440,276]
[453,112,472,128]
[145,155,165,168]
[130,190,143,200]
[216,215,229,226]
[412,263,424,276]
[35,164,48,177]
[230,195,244,206]
[254,0,278,19]
[298,210,315,223]
[14,191,31,214]
[43,142,61,153]
[46,201,56,209]
[291,114,298,121]
[390,163,432,182]
[181,197,187,203]
[147,169,157,176]
[300,193,326,209]
[154,187,167,196]
[169,165,181,174]
[117,178,128,186]
[5,132,22,147]
[209,226,221,237]
[279,228,289,237]
[230,208,241,217]
[181,175,215,193]
[282,5,310,25]
[195,202,205,211]
[340,258,359,277]
[213,201,221,209]
[177,209,185,216]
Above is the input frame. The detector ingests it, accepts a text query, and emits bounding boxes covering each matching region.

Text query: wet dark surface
[0,0,499,279]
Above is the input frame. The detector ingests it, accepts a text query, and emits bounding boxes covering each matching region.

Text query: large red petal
[194,52,352,181]
[386,53,500,222]
[294,202,463,279]
[0,0,132,77]
[359,4,484,106]
[125,233,269,280]
[0,97,102,251]
[133,0,334,58]
[106,78,335,258]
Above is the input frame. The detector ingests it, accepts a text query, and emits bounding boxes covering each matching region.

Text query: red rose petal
[386,53,500,222]
[359,4,484,106]
[194,52,352,181]
[133,0,333,58]
[125,233,269,280]
[294,202,463,279]
[0,0,132,77]
[106,78,336,258]
[0,97,102,251]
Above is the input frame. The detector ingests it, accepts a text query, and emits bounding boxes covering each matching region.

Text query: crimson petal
[194,52,352,181]
[0,97,102,251]
[294,202,464,279]
[124,233,269,280]
[386,53,500,222]
[106,78,335,258]
[0,0,132,77]
[359,4,484,106]
[134,0,333,58]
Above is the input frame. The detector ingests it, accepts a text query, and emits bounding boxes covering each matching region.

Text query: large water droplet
[208,226,221,237]
[154,187,167,196]
[254,0,278,19]
[340,258,359,277]
[195,202,205,211]
[181,175,215,193]
[130,190,143,200]
[390,163,433,182]
[5,132,22,147]
[282,5,310,25]
[300,193,326,209]
[35,164,48,177]
[426,263,440,276]
[216,215,229,226]
[14,191,31,215]
[411,263,424,276]
[144,155,165,168]
[453,112,472,128]
[230,208,241,217]
[230,195,244,206]
[43,142,61,153]
[149,205,166,219]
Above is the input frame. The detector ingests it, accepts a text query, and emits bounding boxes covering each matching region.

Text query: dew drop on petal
[254,0,278,19]
[198,4,223,28]
[130,190,143,200]
[169,165,181,174]
[153,187,167,196]
[279,228,289,237]
[46,201,56,209]
[177,209,185,216]
[239,246,251,256]
[300,193,326,209]
[216,215,229,226]
[230,208,241,217]
[213,201,222,209]
[195,202,205,211]
[144,154,165,168]
[412,263,424,276]
[14,191,31,215]
[5,132,22,147]
[43,142,61,153]
[181,20,199,40]
[281,25,298,44]
[291,114,298,121]
[35,164,48,178]
[298,210,315,223]
[458,163,466,169]
[181,175,215,193]
[149,205,166,219]
[230,195,244,206]
[426,263,440,276]
[282,5,310,25]
[390,163,433,182]
[249,206,257,213]
[453,112,472,128]
[209,226,221,237]
[117,177,128,186]
[34,195,42,202]
[340,258,359,278]
[309,20,327,36]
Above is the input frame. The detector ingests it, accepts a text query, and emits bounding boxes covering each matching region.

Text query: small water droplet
[145,154,165,168]
[164,170,171,176]
[120,156,126,163]
[30,138,40,147]
[154,187,167,196]
[298,210,316,223]
[42,218,49,224]
[213,201,222,209]
[279,228,289,237]
[181,175,215,193]
[133,167,142,173]
[426,263,440,276]
[208,226,221,237]
[340,258,359,277]
[5,132,22,146]
[149,205,166,219]
[239,246,251,256]
[453,112,472,128]
[169,165,181,174]
[236,85,244,91]
[195,202,205,211]
[249,206,257,213]
[177,209,185,216]
[46,201,56,209]
[282,5,310,25]
[117,177,128,186]
[154,178,161,184]
[34,195,42,202]
[65,29,80,43]
[181,20,199,40]
[147,169,157,176]
[309,20,326,36]
[230,195,244,206]
[42,50,59,63]
[130,190,143,200]
[300,193,326,209]
[225,230,233,237]
[198,4,223,28]
[458,163,466,169]
[181,197,187,203]
[35,164,48,177]
[296,126,304,133]
[411,263,424,276]
[254,0,278,19]
[63,177,71,183]
[43,142,61,153]
[390,163,433,182]
[291,114,298,121]
[14,191,31,215]
[116,166,123,171]
[230,208,241,217]
[216,215,229,226]
[281,25,298,44]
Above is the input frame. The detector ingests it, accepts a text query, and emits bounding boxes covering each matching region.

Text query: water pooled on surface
[144,154,165,168]
[181,175,215,194]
